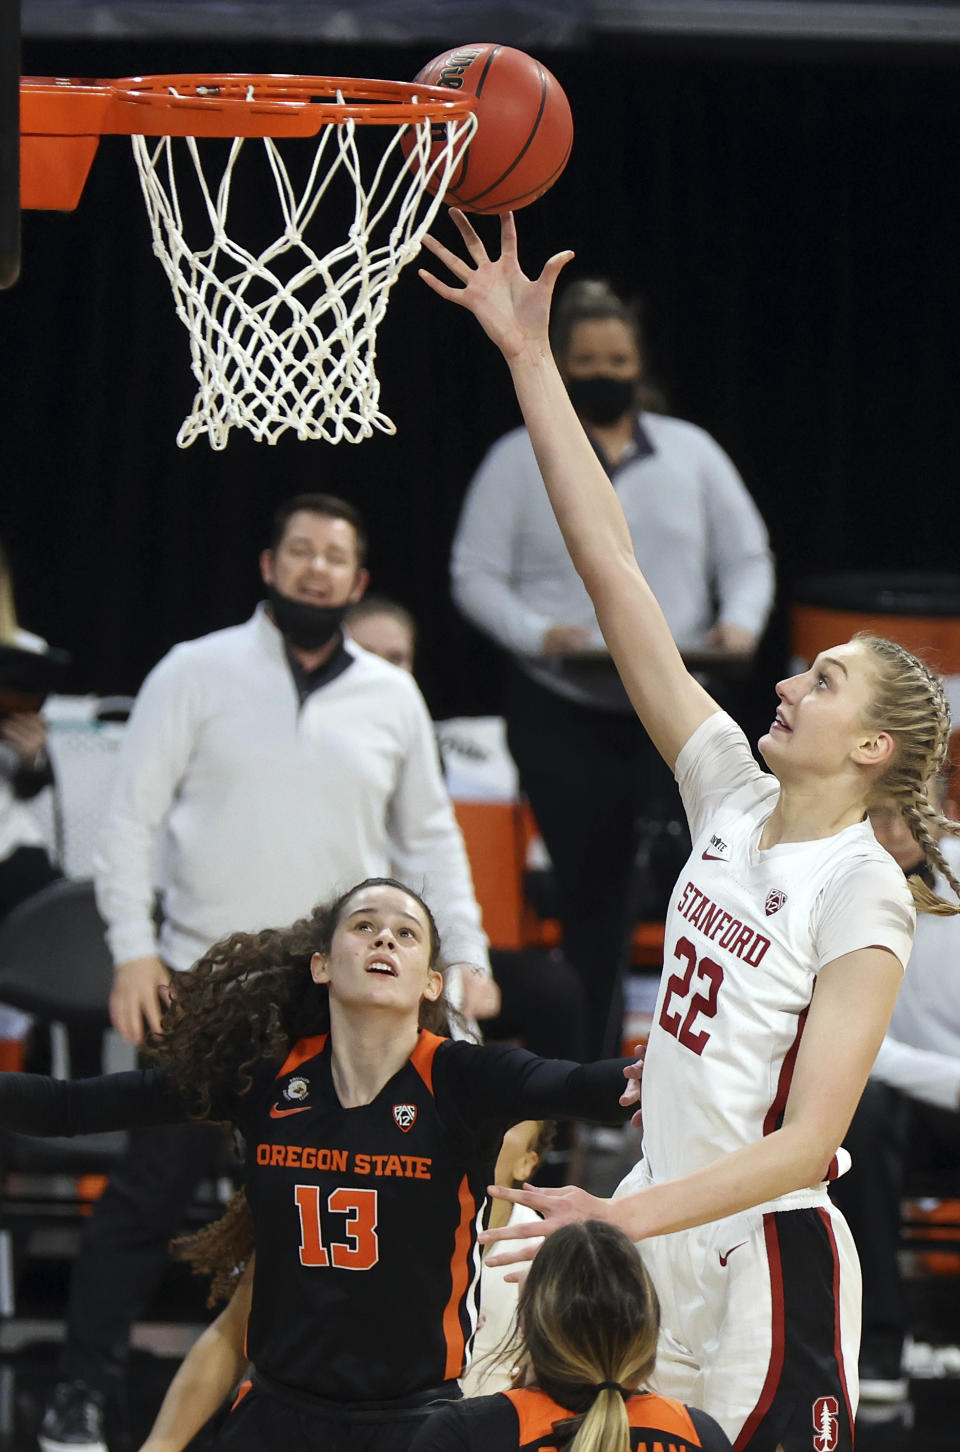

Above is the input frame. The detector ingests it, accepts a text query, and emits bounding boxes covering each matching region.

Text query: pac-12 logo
[812,1395,839,1451]
[765,888,788,916]
[393,1104,418,1132]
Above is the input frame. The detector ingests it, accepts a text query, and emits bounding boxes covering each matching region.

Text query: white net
[131,91,477,449]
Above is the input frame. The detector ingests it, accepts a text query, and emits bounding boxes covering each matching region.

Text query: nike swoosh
[701,850,726,861]
[719,1241,747,1266]
[269,1104,311,1118]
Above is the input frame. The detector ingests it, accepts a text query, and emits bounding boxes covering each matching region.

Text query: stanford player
[420,210,960,1450]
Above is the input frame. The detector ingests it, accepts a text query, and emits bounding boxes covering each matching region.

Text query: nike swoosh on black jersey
[269,1103,311,1118]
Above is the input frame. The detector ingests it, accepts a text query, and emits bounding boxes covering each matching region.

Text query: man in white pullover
[40,493,493,1452]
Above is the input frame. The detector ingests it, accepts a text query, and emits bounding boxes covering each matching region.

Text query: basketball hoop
[20,75,478,448]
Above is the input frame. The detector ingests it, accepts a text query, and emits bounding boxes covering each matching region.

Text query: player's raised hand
[419,208,573,363]
[479,1181,609,1277]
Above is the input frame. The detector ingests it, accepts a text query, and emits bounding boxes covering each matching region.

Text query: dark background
[4,29,960,739]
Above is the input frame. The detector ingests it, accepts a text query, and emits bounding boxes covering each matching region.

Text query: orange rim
[21,73,477,139]
[20,73,477,211]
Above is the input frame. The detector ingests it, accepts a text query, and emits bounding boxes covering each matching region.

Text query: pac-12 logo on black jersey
[393,1103,418,1132]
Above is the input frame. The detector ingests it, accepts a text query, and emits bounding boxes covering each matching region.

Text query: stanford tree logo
[812,1395,839,1452]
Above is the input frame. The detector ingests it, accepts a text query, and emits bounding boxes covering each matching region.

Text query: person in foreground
[0,877,640,1452]
[133,1120,556,1450]
[420,210,960,1451]
[408,1220,732,1452]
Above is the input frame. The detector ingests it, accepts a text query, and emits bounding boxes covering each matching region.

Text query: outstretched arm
[0,1068,188,1136]
[421,211,719,771]
[444,1040,641,1126]
[479,945,902,1267]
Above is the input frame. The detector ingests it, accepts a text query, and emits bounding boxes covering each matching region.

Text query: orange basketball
[410,43,573,215]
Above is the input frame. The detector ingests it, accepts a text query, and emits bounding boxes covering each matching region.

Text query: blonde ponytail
[567,1385,631,1452]
[514,1221,659,1452]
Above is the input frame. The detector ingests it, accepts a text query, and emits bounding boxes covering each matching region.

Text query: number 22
[658,936,723,1055]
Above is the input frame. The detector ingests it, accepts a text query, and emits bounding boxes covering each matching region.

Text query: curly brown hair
[172,1187,256,1308]
[146,877,453,1120]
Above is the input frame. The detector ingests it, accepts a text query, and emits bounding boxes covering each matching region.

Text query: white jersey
[639,711,915,1196]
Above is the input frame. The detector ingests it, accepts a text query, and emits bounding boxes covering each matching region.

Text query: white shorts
[616,1162,861,1451]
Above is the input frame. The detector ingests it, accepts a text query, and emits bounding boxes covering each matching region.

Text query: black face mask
[267,586,346,652]
[565,374,636,427]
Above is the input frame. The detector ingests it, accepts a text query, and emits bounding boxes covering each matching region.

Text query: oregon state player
[0,878,639,1452]
[419,210,960,1450]
[134,1123,557,1452]
[410,1221,732,1452]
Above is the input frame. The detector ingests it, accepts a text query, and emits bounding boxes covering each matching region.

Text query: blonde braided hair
[856,632,960,915]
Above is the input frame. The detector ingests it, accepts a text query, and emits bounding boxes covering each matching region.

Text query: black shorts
[216,1374,462,1452]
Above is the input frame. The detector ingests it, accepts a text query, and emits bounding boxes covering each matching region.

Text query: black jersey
[407,1387,734,1452]
[239,1033,625,1401]
[0,1036,628,1405]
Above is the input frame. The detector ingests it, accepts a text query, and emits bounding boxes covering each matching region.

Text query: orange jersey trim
[277,1034,328,1080]
[442,1172,478,1380]
[409,1029,446,1096]
[230,1378,253,1412]
[504,1387,701,1448]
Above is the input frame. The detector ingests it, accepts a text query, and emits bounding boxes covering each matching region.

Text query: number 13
[294,1185,379,1270]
